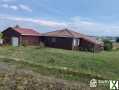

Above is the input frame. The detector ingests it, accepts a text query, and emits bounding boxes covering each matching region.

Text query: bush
[103,40,113,51]
[22,43,28,47]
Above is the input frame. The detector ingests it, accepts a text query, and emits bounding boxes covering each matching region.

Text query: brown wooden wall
[79,38,103,52]
[79,38,95,51]
[41,36,73,50]
[2,28,40,46]
[21,36,40,45]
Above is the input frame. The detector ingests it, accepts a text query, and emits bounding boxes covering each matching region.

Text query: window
[52,38,56,43]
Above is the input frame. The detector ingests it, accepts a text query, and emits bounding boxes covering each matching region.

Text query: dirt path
[0,61,97,90]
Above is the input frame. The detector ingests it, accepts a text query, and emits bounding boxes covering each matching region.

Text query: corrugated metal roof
[13,27,40,36]
[42,29,83,38]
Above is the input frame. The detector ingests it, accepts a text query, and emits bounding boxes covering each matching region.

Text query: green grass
[0,46,119,82]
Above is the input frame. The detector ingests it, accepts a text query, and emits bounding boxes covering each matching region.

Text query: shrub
[103,40,113,51]
[22,43,28,47]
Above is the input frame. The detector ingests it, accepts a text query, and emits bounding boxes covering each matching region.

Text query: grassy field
[0,46,119,89]
[0,47,119,80]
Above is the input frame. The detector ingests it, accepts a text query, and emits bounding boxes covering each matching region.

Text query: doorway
[12,37,19,46]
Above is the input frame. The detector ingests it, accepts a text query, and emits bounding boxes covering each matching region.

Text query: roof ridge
[64,29,75,37]
[14,27,34,31]
[44,30,60,34]
[12,27,40,36]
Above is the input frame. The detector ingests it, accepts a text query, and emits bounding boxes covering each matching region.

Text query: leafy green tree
[0,33,3,39]
[103,40,113,51]
[116,38,119,43]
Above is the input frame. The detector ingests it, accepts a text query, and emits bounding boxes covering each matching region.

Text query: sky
[0,0,119,36]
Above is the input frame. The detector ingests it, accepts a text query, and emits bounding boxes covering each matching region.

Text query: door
[12,37,19,46]
[73,38,80,46]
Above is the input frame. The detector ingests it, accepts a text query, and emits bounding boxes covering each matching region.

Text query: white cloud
[10,5,18,10]
[0,16,66,29]
[19,4,32,12]
[67,16,119,36]
[2,0,14,2]
[38,19,66,29]
[1,4,18,10]
[0,15,119,36]
[1,3,32,12]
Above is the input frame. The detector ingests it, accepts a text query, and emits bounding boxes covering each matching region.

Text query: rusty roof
[42,29,83,38]
[82,35,104,45]
[13,27,40,36]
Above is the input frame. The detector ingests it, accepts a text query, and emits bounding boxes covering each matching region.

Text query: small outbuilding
[41,29,104,52]
[2,27,40,46]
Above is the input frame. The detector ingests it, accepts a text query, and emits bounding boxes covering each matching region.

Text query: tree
[116,38,119,43]
[103,40,113,51]
[0,33,3,39]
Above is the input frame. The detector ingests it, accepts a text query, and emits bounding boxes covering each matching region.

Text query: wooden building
[2,27,40,46]
[2,27,103,52]
[41,29,104,52]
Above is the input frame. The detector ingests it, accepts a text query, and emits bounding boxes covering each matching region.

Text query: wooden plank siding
[79,38,103,52]
[21,36,40,46]
[2,27,40,46]
[41,36,73,50]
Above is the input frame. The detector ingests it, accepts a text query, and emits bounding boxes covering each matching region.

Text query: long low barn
[41,29,104,52]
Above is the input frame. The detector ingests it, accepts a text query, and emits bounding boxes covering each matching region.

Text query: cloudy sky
[0,0,119,36]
